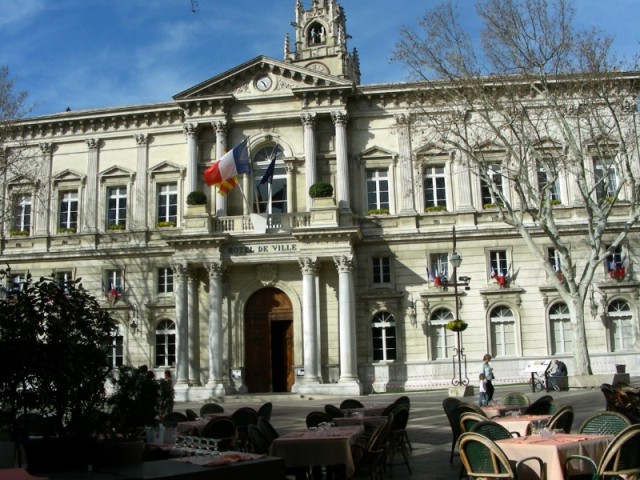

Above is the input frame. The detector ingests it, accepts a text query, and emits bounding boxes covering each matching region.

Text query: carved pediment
[53,169,84,185]
[99,165,135,181]
[173,55,352,101]
[149,161,184,177]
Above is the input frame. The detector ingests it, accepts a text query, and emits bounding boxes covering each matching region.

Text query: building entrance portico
[244,287,294,393]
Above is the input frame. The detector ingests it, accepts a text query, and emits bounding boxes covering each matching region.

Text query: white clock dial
[255,75,273,91]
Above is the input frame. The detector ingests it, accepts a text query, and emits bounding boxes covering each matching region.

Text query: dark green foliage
[308,181,333,198]
[186,190,207,205]
[0,272,116,439]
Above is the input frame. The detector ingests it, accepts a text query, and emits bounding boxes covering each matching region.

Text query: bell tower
[284,0,360,83]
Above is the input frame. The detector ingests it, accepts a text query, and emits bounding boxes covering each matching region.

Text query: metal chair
[458,432,543,479]
[442,397,464,464]
[305,411,333,429]
[257,417,280,444]
[385,405,411,474]
[256,401,273,421]
[231,407,258,452]
[524,396,559,415]
[546,405,574,433]
[184,408,198,421]
[247,424,271,454]
[340,399,364,409]
[578,410,632,435]
[163,411,187,425]
[351,416,391,480]
[200,416,237,451]
[501,392,530,407]
[324,404,345,419]
[564,424,640,479]
[459,412,487,434]
[199,403,224,416]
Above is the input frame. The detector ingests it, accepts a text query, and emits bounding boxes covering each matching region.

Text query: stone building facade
[2,0,638,400]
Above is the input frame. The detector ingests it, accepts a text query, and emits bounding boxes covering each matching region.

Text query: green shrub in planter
[9,229,29,237]
[155,221,176,228]
[186,191,207,206]
[368,208,389,215]
[107,224,126,231]
[425,205,446,213]
[309,182,333,198]
[57,226,77,234]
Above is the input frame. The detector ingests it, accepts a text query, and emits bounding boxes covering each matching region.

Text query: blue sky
[1,0,639,117]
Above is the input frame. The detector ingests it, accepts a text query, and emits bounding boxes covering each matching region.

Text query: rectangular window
[547,247,561,273]
[158,267,174,294]
[107,186,127,228]
[594,157,618,200]
[537,163,561,203]
[429,252,449,282]
[8,273,26,293]
[108,334,124,367]
[59,191,78,231]
[551,319,573,354]
[157,183,178,225]
[372,257,391,285]
[55,271,73,292]
[605,244,626,279]
[13,195,32,234]
[488,250,509,280]
[481,165,503,207]
[432,324,455,360]
[105,269,124,303]
[424,165,447,209]
[490,320,516,356]
[366,170,389,212]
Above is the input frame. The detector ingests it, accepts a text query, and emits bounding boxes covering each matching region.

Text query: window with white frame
[155,319,176,367]
[13,194,32,234]
[481,165,504,207]
[537,162,561,203]
[59,190,79,231]
[372,257,391,285]
[107,186,127,229]
[158,267,174,294]
[107,326,124,367]
[429,252,449,284]
[423,165,447,210]
[253,145,287,214]
[366,170,389,212]
[55,270,73,293]
[607,300,634,351]
[594,157,618,200]
[488,250,509,281]
[104,269,124,303]
[547,247,561,274]
[489,305,516,357]
[430,308,455,360]
[549,302,573,354]
[371,311,397,361]
[8,273,26,294]
[157,183,178,226]
[605,244,627,280]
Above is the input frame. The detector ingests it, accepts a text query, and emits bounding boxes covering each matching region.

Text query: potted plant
[186,191,207,206]
[0,271,117,473]
[9,229,29,237]
[368,208,389,215]
[446,319,468,332]
[309,181,333,199]
[155,221,176,228]
[107,224,126,231]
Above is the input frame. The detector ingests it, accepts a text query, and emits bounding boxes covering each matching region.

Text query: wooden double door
[244,287,294,393]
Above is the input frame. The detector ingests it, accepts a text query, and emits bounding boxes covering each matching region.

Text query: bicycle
[546,374,562,392]
[527,373,546,393]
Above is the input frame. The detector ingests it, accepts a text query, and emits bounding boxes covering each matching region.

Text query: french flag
[203,139,250,188]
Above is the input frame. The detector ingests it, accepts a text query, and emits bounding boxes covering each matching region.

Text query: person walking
[479,354,495,403]
[478,373,489,406]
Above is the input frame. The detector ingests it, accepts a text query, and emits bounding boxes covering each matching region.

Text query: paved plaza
[176,378,638,479]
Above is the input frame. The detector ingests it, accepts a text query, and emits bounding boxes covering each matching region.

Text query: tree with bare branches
[394,0,640,376]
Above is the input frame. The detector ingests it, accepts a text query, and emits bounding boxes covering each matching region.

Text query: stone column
[395,113,417,214]
[331,111,350,211]
[285,161,295,215]
[454,150,474,210]
[301,112,317,210]
[334,255,359,383]
[133,134,149,230]
[83,138,100,232]
[205,261,227,394]
[299,257,321,383]
[172,263,189,384]
[187,268,200,385]
[35,143,52,236]
[213,121,227,216]
[184,123,199,194]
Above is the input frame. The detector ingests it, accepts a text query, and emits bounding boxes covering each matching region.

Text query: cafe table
[333,415,386,428]
[482,405,523,418]
[496,433,612,480]
[269,425,364,477]
[493,414,552,437]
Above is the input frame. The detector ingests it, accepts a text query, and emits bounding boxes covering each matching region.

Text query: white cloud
[0,0,46,30]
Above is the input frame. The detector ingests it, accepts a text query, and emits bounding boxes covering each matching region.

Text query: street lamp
[450,227,470,387]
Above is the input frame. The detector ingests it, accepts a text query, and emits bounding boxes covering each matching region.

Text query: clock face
[255,75,273,92]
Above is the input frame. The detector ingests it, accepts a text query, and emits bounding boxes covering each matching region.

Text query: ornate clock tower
[284,0,360,83]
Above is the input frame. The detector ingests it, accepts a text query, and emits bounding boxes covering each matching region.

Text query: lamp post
[449,227,469,387]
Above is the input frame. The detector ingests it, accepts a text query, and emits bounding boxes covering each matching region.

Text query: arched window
[430,308,455,360]
[371,312,396,361]
[607,300,634,351]
[155,319,176,367]
[549,302,572,354]
[253,145,287,214]
[489,305,516,357]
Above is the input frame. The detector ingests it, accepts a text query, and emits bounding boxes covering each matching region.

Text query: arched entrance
[244,287,294,393]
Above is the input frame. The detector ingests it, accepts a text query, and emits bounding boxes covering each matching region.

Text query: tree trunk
[569,296,593,375]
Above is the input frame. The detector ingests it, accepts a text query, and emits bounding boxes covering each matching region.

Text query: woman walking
[479,354,495,403]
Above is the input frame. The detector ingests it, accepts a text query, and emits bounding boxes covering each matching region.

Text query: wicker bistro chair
[501,392,530,407]
[306,411,333,429]
[231,407,258,452]
[200,416,237,451]
[340,399,365,409]
[443,397,465,464]
[385,405,411,475]
[578,410,632,435]
[257,417,280,444]
[460,412,492,434]
[199,403,224,416]
[324,404,345,419]
[256,402,273,421]
[184,409,198,421]
[163,411,188,425]
[524,397,559,416]
[351,416,392,480]
[471,420,520,440]
[546,405,574,434]
[247,424,271,454]
[458,432,544,480]
[564,424,640,479]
